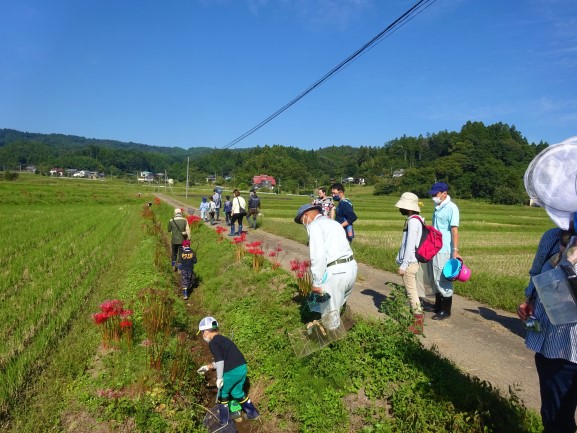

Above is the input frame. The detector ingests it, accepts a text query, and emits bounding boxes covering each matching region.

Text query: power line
[222,0,437,150]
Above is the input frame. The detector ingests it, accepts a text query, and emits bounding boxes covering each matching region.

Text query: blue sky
[1,0,576,150]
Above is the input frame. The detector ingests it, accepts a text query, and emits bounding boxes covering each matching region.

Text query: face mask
[332,195,340,201]
[203,335,211,343]
[432,197,442,205]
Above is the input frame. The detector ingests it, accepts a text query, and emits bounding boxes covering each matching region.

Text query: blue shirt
[525,228,577,363]
[431,196,459,254]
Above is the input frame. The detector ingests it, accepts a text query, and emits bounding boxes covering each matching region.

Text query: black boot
[421,294,441,313]
[240,397,260,420]
[217,403,230,425]
[432,296,452,320]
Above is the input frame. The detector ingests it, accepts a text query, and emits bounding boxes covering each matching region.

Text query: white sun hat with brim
[394,192,421,213]
[524,136,577,230]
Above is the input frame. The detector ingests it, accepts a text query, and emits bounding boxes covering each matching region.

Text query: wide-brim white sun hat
[524,136,577,230]
[394,192,421,213]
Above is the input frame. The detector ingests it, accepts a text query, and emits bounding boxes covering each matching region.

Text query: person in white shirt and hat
[294,203,358,330]
[517,136,577,433]
[395,192,425,334]
[167,208,190,271]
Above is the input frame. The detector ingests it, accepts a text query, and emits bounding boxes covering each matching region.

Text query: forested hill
[0,122,548,204]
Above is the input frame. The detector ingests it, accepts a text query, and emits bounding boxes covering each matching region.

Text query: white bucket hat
[524,136,577,230]
[395,192,421,213]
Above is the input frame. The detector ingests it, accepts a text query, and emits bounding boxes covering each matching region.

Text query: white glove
[216,378,224,389]
[196,365,210,375]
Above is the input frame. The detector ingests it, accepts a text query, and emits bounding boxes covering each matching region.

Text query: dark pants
[230,213,244,232]
[171,244,182,263]
[535,352,577,433]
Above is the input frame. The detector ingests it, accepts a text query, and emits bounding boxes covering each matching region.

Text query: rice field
[0,176,143,418]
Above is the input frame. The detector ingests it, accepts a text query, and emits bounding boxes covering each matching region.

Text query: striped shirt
[525,228,577,363]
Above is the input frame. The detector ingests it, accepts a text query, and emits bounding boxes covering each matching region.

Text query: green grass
[1,177,544,432]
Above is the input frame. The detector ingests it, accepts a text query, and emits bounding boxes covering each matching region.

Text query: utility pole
[186,157,190,198]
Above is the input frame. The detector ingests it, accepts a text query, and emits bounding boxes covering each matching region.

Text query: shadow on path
[464,306,526,338]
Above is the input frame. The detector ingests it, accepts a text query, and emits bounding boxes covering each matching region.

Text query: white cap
[524,136,577,230]
[174,208,182,216]
[197,316,218,333]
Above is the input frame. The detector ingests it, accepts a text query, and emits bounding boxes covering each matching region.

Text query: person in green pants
[196,316,260,424]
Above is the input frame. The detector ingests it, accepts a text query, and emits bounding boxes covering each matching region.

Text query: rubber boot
[240,397,260,420]
[409,314,424,334]
[229,400,242,420]
[237,224,243,235]
[432,296,452,320]
[171,260,176,271]
[182,288,188,300]
[229,225,235,236]
[217,403,230,425]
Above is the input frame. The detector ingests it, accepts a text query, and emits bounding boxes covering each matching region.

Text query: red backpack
[410,215,443,263]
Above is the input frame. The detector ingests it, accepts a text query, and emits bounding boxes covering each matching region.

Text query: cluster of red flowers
[246,241,265,271]
[290,259,313,296]
[187,215,203,226]
[92,300,133,348]
[215,225,228,241]
[231,233,247,261]
[153,197,161,205]
[268,242,284,269]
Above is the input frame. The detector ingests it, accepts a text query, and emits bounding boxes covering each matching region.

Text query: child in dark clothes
[196,316,260,424]
[180,240,197,300]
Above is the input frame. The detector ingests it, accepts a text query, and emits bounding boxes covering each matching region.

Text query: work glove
[196,365,210,375]
[216,378,224,389]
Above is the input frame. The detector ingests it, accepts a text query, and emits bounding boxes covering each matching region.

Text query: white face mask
[432,196,442,205]
[203,335,211,343]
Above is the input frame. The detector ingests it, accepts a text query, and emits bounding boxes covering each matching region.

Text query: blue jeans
[535,352,577,433]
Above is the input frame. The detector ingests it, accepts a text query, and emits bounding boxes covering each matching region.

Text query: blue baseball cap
[428,182,449,195]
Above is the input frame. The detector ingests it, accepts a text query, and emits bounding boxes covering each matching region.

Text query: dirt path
[159,194,540,412]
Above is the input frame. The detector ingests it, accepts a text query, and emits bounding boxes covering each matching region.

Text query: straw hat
[395,192,421,213]
[524,136,577,230]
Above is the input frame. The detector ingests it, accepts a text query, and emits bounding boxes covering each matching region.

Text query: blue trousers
[535,352,577,433]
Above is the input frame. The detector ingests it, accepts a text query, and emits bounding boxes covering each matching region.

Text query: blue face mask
[332,194,340,201]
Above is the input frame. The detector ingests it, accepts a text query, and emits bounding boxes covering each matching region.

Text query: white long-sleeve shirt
[396,215,423,270]
[231,196,246,214]
[307,215,354,286]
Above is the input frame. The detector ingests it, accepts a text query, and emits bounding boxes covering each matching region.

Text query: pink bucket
[442,258,471,282]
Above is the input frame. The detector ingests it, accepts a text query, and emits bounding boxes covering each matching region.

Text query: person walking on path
[312,187,335,219]
[331,182,357,243]
[425,182,460,320]
[294,203,358,330]
[229,189,246,236]
[395,192,425,334]
[179,239,197,300]
[517,136,577,433]
[196,316,260,424]
[167,208,191,271]
[246,190,261,230]
[212,188,222,222]
[223,195,232,226]
[208,196,217,225]
[425,182,461,320]
[199,197,209,222]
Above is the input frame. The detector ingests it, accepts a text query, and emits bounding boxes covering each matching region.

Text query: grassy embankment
[2,177,543,432]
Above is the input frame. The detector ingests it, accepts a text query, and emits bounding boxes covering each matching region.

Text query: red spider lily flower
[246,241,262,248]
[255,249,265,255]
[216,226,227,233]
[120,320,133,329]
[120,309,133,317]
[232,237,243,244]
[92,312,109,325]
[100,299,124,314]
[276,243,283,252]
[268,251,277,257]
[141,339,151,347]
[296,270,305,279]
[290,259,299,271]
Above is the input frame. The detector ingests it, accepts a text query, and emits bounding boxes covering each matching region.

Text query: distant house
[206,175,216,183]
[138,171,154,182]
[50,168,64,176]
[25,165,37,173]
[393,169,405,178]
[252,174,276,189]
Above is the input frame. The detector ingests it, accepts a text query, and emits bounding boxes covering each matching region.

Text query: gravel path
[158,194,540,412]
